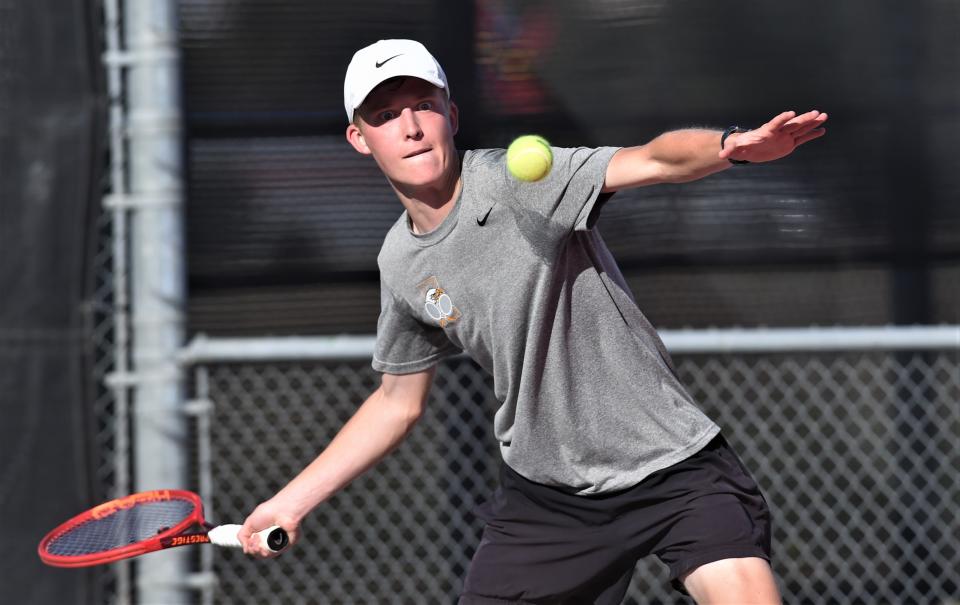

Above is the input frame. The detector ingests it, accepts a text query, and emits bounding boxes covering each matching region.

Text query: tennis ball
[506,135,553,182]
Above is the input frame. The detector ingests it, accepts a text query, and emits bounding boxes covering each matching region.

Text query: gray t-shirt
[373,147,720,494]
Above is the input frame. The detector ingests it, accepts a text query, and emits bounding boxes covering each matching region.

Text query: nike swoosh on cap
[375,54,403,68]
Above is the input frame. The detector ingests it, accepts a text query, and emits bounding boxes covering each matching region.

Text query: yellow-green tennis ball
[506,135,553,182]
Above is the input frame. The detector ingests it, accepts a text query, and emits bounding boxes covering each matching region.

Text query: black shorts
[459,434,772,604]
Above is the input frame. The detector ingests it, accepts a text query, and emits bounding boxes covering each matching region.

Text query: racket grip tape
[207,524,289,552]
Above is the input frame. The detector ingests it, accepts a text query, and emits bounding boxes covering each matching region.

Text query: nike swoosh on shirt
[476,208,492,226]
[375,54,403,68]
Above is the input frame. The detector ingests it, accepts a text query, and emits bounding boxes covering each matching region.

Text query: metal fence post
[122,0,188,602]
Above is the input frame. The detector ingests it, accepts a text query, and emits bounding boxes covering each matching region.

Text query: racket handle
[208,524,289,552]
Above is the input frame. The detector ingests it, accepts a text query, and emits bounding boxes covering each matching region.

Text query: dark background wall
[0,0,104,603]
[181,0,959,336]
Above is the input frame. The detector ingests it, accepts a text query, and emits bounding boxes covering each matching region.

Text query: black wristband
[721,126,750,164]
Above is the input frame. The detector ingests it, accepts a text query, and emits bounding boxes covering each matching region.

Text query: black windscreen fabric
[0,0,104,602]
[183,0,960,334]
[180,0,438,125]
[187,136,397,285]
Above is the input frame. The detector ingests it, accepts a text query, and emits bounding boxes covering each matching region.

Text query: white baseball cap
[343,39,449,123]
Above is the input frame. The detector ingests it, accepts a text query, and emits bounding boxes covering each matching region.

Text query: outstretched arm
[237,367,436,557]
[602,110,827,192]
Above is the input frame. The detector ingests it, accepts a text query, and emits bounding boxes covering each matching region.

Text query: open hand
[719,110,828,164]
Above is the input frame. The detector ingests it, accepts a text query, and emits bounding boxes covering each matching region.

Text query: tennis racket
[38,489,288,568]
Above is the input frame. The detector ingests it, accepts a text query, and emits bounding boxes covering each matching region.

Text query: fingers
[785,112,828,145]
[243,528,280,558]
[794,127,826,146]
[780,110,828,134]
[766,111,797,131]
[238,511,275,557]
[239,512,298,558]
[237,519,258,556]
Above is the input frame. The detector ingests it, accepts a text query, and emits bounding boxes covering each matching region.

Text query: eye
[416,101,434,111]
[378,110,398,121]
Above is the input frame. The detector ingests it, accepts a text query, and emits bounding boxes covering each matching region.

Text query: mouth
[403,148,432,159]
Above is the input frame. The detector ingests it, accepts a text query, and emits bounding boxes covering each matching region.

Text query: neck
[392,162,462,234]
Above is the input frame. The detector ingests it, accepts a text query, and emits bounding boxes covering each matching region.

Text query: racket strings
[45,499,195,556]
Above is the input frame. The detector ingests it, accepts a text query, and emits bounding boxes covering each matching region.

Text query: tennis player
[239,39,827,604]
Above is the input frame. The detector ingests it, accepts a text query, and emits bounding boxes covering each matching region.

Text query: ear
[345,122,372,155]
[448,100,459,136]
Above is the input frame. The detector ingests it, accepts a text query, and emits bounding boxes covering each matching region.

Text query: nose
[399,107,423,140]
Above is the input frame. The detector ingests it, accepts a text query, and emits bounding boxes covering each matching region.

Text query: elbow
[379,367,434,429]
[402,397,426,426]
[381,389,425,430]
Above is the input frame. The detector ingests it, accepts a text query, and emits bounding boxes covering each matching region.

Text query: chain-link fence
[182,336,959,605]
[90,207,131,605]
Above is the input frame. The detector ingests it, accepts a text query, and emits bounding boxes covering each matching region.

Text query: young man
[239,39,828,604]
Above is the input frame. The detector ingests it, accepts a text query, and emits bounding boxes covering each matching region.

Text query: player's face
[346,77,459,190]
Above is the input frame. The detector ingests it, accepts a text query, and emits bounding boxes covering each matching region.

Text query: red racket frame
[38,489,215,568]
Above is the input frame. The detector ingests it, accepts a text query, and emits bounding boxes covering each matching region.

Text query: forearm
[608,129,734,191]
[270,384,423,522]
[603,110,826,193]
[642,128,732,182]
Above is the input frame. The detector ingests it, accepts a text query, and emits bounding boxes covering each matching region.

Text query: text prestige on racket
[238,39,827,604]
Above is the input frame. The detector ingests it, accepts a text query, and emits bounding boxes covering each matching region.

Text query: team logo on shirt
[417,276,461,327]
